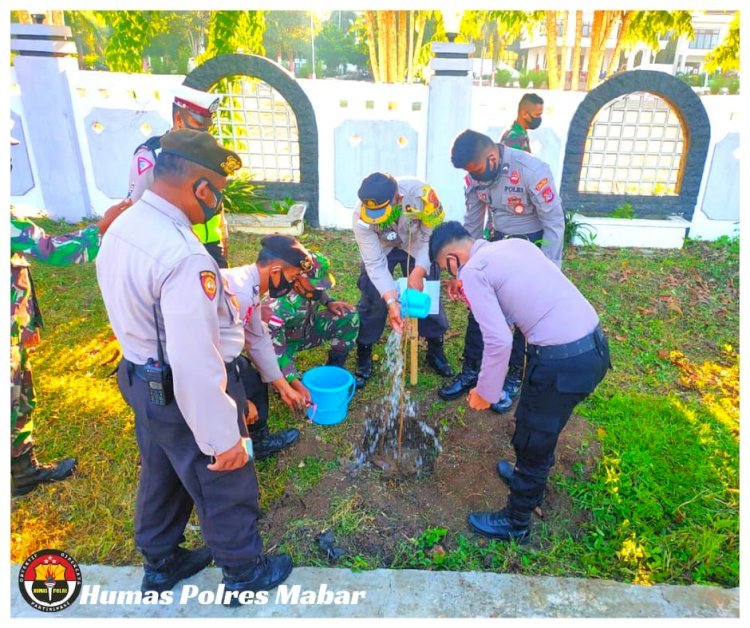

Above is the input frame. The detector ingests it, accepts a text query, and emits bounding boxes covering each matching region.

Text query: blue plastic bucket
[301,366,356,425]
[401,288,431,318]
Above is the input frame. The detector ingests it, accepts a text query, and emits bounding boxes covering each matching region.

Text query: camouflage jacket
[265,289,329,382]
[500,121,531,153]
[10,212,101,347]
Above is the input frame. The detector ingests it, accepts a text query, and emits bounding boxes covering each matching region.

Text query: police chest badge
[509,170,521,185]
[200,271,217,301]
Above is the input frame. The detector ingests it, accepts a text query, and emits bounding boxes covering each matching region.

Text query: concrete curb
[10,565,739,618]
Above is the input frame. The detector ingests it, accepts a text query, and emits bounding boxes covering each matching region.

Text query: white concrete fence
[10,26,740,248]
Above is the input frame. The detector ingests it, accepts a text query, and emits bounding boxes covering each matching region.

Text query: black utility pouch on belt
[146,304,174,406]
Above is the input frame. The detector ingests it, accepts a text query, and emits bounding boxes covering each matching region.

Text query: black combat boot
[222,553,293,607]
[326,349,348,368]
[141,546,213,593]
[503,363,524,400]
[354,343,372,389]
[11,447,77,497]
[438,358,480,401]
[425,336,455,378]
[251,426,300,460]
[490,394,514,414]
[467,506,531,543]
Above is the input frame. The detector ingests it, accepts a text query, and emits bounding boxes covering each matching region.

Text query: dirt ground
[259,392,601,565]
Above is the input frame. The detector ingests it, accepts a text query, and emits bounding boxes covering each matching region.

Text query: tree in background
[357,10,438,83]
[585,10,693,90]
[704,11,739,73]
[263,11,313,74]
[571,11,584,90]
[195,10,265,65]
[315,13,367,77]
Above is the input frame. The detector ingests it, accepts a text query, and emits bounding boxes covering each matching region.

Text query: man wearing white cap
[127,85,229,267]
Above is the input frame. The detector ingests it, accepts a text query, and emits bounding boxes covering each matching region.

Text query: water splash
[353,330,442,477]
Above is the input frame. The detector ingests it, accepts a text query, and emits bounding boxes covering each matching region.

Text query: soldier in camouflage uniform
[499,93,544,154]
[261,252,360,393]
[10,135,131,496]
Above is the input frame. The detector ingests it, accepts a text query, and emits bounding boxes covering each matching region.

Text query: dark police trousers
[117,357,263,571]
[356,248,448,345]
[508,327,611,519]
[463,229,545,373]
[237,355,270,437]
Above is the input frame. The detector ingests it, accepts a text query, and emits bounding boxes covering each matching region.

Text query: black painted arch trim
[561,70,710,220]
[184,53,320,227]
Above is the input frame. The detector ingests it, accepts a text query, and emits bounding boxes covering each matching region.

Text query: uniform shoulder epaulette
[133,134,164,156]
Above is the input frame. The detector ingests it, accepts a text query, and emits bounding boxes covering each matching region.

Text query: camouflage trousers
[276,309,360,380]
[10,343,35,457]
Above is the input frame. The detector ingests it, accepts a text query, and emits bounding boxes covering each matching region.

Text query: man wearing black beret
[97,129,291,603]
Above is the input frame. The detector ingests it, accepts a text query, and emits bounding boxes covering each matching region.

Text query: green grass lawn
[11,220,739,588]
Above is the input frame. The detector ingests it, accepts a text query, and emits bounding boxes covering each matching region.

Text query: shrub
[495,68,513,86]
[611,202,635,219]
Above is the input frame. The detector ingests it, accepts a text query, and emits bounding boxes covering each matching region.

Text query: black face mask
[445,253,463,278]
[472,155,500,182]
[192,178,223,223]
[269,267,295,298]
[527,115,542,130]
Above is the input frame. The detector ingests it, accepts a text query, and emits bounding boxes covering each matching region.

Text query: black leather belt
[527,325,605,360]
[491,228,544,243]
[126,357,241,382]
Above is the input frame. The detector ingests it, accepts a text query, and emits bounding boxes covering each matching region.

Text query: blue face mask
[192,178,223,223]
[472,155,500,183]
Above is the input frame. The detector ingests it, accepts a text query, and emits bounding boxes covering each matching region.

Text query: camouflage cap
[159,129,241,177]
[306,252,335,290]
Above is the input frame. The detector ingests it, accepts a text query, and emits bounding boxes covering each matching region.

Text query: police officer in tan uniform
[430,221,609,543]
[97,130,291,604]
[352,172,453,387]
[439,130,564,413]
[221,236,317,459]
[128,85,230,268]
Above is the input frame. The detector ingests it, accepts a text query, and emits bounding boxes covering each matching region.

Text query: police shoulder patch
[200,271,217,301]
[136,155,154,175]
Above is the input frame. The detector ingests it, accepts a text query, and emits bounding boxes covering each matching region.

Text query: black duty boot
[489,394,514,414]
[141,546,213,593]
[438,358,479,401]
[354,343,372,389]
[252,427,300,461]
[426,336,455,378]
[326,349,348,368]
[222,553,293,607]
[503,364,524,400]
[11,448,77,497]
[467,507,531,543]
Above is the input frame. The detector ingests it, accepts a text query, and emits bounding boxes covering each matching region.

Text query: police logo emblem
[510,170,521,185]
[18,549,82,612]
[200,271,217,300]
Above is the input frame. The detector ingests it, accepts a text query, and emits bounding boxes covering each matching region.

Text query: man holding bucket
[351,172,453,388]
[221,235,315,459]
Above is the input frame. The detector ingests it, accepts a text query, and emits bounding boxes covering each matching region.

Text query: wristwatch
[385,295,400,307]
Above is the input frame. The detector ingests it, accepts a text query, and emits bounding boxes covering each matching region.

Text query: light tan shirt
[221,264,284,383]
[96,190,244,456]
[352,176,435,297]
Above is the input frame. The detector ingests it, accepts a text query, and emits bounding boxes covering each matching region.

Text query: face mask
[472,155,500,182]
[527,115,542,130]
[269,267,295,298]
[445,253,462,277]
[192,178,223,223]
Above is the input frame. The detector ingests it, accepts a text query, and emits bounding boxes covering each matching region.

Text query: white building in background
[516,10,737,82]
